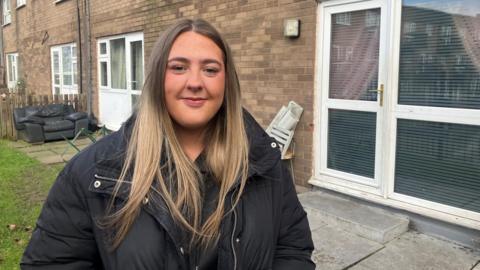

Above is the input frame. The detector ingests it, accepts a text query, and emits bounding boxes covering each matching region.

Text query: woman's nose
[186,69,203,92]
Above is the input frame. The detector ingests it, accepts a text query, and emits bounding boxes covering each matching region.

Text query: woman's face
[164,31,225,132]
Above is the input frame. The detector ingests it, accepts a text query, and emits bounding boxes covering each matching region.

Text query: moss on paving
[0,140,64,269]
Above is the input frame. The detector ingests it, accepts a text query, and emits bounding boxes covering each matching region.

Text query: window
[97,33,144,93]
[404,22,416,33]
[6,53,18,91]
[51,43,78,95]
[17,0,26,8]
[335,12,351,26]
[398,4,480,109]
[425,24,433,36]
[3,0,11,25]
[365,10,380,27]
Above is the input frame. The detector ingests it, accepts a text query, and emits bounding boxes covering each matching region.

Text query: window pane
[62,46,72,85]
[100,61,108,86]
[395,119,480,213]
[398,0,480,109]
[12,63,16,81]
[100,43,107,55]
[73,61,77,85]
[53,51,60,85]
[110,38,126,89]
[327,109,376,178]
[53,51,60,73]
[131,40,143,90]
[72,46,76,58]
[110,38,127,89]
[7,55,13,82]
[131,94,140,110]
[329,9,380,101]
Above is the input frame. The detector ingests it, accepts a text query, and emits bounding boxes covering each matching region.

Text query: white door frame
[313,0,390,195]
[97,32,144,131]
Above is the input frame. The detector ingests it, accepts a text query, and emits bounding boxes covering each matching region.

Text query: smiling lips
[182,97,207,107]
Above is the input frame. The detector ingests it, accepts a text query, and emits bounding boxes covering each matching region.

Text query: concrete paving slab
[299,191,409,244]
[37,155,65,165]
[19,145,50,153]
[296,185,311,194]
[49,146,78,155]
[349,231,480,270]
[305,207,327,231]
[26,150,56,159]
[7,140,29,148]
[311,225,383,270]
[473,262,480,270]
[61,153,76,162]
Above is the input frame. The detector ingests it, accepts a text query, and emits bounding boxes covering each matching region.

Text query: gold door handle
[368,84,384,106]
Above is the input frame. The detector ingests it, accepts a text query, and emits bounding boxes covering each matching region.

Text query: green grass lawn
[0,140,65,269]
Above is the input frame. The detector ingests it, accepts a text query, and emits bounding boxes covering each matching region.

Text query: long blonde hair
[106,19,249,249]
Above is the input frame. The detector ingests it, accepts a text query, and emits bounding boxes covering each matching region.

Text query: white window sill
[16,4,26,9]
[54,0,68,4]
[2,22,11,27]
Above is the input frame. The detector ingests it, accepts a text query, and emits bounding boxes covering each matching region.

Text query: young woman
[21,19,315,270]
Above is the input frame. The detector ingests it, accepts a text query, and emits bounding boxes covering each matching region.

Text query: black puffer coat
[21,111,315,270]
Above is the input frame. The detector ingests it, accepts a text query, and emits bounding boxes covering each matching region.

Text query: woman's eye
[170,65,187,73]
[204,67,219,76]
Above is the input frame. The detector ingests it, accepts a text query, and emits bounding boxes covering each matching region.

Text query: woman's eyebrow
[201,59,222,66]
[168,57,189,63]
[167,57,222,66]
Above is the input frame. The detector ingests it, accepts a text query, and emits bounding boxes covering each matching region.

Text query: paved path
[7,137,93,164]
[301,190,480,270]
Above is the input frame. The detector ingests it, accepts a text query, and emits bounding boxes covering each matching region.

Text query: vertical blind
[329,9,381,101]
[395,119,480,212]
[398,0,480,109]
[328,109,376,179]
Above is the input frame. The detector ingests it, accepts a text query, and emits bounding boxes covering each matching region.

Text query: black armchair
[13,104,88,143]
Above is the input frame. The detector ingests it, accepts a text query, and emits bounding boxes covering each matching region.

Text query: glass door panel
[329,8,380,101]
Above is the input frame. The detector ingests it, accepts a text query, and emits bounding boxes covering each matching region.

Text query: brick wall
[2,0,80,94]
[3,0,317,186]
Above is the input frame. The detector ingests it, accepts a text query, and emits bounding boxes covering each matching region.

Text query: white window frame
[312,0,480,230]
[3,0,11,25]
[16,0,25,8]
[97,32,144,96]
[50,43,78,95]
[6,52,18,91]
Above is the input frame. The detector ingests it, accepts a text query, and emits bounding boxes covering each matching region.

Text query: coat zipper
[94,174,132,183]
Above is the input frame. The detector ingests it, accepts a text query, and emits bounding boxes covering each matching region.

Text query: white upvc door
[313,0,389,195]
[98,32,144,131]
